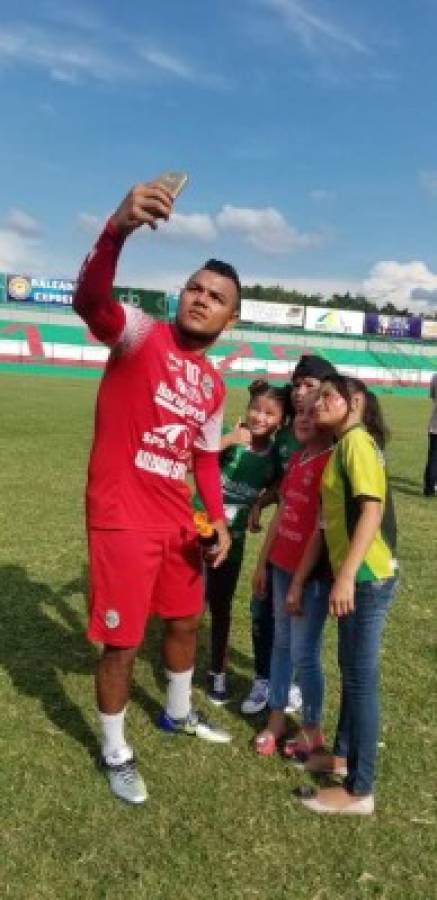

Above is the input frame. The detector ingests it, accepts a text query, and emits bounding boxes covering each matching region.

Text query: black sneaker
[206,671,230,706]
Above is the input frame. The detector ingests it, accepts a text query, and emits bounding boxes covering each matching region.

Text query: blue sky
[1,0,437,309]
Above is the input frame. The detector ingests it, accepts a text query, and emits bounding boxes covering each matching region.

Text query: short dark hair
[292,354,337,383]
[203,258,241,309]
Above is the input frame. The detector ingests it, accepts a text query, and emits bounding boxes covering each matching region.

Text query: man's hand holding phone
[112,172,188,236]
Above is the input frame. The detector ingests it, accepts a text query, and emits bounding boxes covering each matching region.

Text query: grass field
[1,374,436,900]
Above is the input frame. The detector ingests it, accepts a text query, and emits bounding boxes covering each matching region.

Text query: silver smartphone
[158,171,189,199]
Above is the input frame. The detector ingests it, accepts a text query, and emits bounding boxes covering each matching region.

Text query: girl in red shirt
[252,407,333,755]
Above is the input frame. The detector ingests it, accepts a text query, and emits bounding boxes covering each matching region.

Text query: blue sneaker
[206,672,230,706]
[158,709,231,743]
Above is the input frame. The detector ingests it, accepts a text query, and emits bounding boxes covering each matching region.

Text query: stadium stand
[0,304,436,393]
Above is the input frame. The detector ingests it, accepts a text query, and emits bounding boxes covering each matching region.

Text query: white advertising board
[305,306,364,335]
[240,299,304,327]
[422,319,437,340]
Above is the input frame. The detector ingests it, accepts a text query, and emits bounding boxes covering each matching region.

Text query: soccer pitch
[1,375,436,900]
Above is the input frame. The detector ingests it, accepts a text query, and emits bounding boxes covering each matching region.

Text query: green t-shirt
[273,425,301,477]
[194,438,281,562]
[321,425,398,582]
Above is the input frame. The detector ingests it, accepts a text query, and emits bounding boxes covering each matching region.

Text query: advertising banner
[364,313,422,338]
[240,299,304,327]
[0,272,6,303]
[113,286,167,318]
[7,275,75,305]
[5,277,167,316]
[305,306,364,335]
[421,319,437,340]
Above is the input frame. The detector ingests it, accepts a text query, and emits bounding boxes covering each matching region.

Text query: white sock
[165,668,193,720]
[98,707,133,765]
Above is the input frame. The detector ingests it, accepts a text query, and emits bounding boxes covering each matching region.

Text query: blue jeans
[269,565,302,710]
[292,579,330,726]
[333,577,398,796]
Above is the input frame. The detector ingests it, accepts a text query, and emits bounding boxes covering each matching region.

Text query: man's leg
[96,645,137,761]
[87,529,162,803]
[158,614,231,742]
[162,614,200,719]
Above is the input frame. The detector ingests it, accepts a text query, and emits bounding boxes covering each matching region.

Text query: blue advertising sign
[7,275,75,305]
[365,313,422,338]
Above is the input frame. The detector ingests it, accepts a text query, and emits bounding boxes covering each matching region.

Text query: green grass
[0,375,436,900]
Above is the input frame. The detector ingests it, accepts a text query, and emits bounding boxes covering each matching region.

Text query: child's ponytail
[362,389,389,450]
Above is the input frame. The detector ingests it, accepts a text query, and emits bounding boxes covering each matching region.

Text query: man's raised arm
[73,182,173,345]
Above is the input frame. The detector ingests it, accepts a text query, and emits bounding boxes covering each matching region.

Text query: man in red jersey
[74,179,240,804]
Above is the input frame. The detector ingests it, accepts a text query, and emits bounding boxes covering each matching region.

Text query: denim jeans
[250,563,274,681]
[292,579,330,726]
[268,565,301,710]
[333,576,398,797]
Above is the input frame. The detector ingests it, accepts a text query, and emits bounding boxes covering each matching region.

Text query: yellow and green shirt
[321,425,397,582]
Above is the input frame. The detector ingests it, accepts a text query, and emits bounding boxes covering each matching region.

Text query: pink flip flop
[282,731,325,760]
[254,731,278,756]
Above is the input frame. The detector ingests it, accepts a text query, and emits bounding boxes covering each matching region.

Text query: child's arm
[329,498,383,617]
[248,483,280,531]
[220,419,251,452]
[286,526,323,615]
[251,501,283,596]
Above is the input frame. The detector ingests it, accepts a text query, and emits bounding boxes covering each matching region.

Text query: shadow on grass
[0,564,100,758]
[390,475,424,497]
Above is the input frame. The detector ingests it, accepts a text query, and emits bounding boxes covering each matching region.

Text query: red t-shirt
[74,220,225,533]
[269,448,332,573]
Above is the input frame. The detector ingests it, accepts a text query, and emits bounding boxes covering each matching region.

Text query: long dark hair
[321,375,389,450]
[247,379,287,423]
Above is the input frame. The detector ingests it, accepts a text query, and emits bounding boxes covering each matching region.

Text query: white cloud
[0,230,42,272]
[259,0,370,55]
[140,49,195,81]
[0,209,45,271]
[5,208,43,238]
[420,170,437,197]
[159,213,217,242]
[309,189,336,202]
[0,24,132,83]
[216,205,322,253]
[363,260,437,311]
[76,212,103,234]
[0,21,225,89]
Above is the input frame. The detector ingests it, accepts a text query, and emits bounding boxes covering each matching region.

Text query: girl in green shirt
[199,380,286,706]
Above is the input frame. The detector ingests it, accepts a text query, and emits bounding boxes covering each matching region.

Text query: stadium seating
[0,305,436,393]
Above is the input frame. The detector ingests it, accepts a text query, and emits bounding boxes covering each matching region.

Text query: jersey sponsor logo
[154,380,206,424]
[175,375,202,405]
[221,474,260,501]
[185,359,200,386]
[201,373,213,400]
[142,424,191,461]
[153,424,189,448]
[167,351,183,372]
[135,448,187,480]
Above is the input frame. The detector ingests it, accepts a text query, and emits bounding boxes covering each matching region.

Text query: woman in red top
[252,407,333,755]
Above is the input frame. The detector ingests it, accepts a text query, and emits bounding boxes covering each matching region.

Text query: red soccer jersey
[269,447,332,573]
[74,220,225,533]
